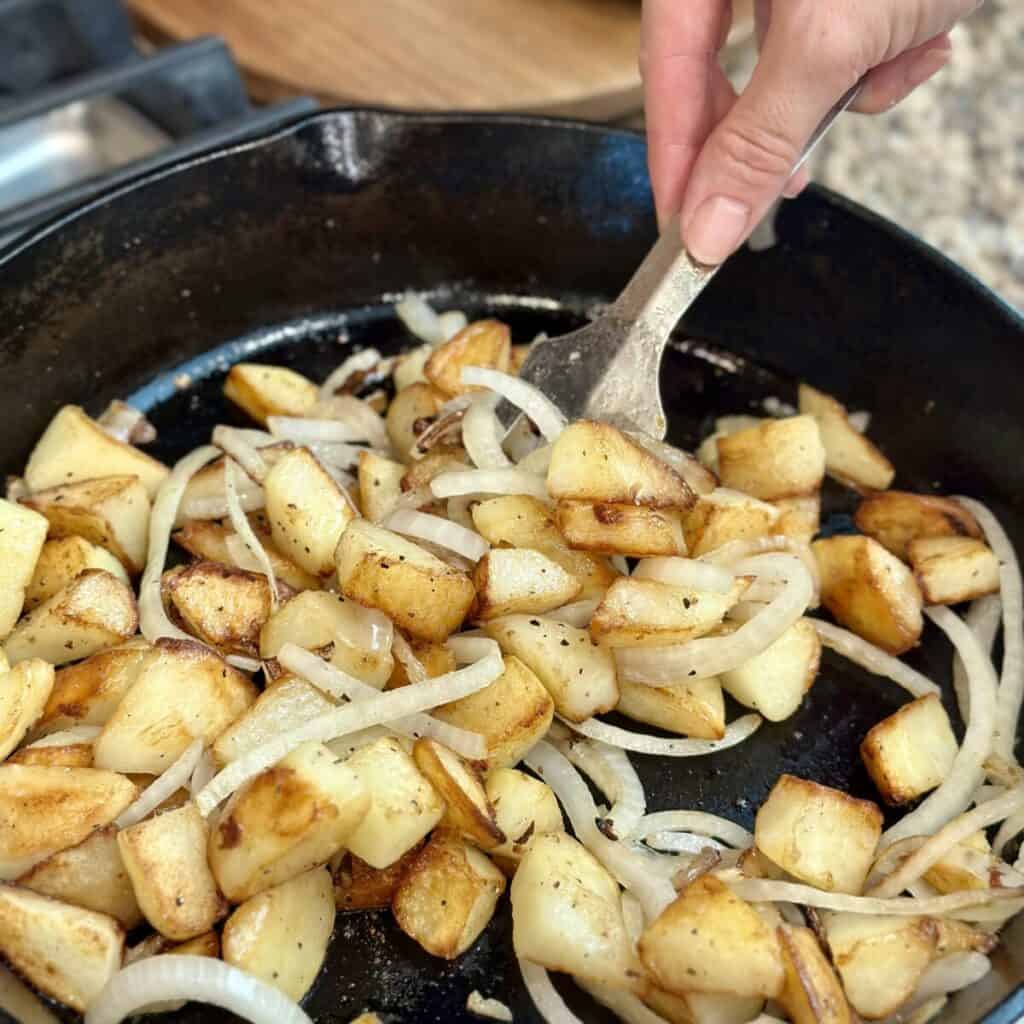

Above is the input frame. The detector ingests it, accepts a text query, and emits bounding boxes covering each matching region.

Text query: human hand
[642,0,979,265]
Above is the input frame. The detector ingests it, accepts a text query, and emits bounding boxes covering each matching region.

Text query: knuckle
[714,120,800,185]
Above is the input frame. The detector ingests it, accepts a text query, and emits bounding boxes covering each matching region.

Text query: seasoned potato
[6,727,95,768]
[472,548,581,621]
[484,614,618,722]
[772,495,821,544]
[921,836,1024,894]
[432,655,554,770]
[93,638,256,774]
[616,676,726,740]
[683,488,781,557]
[358,450,406,521]
[24,475,150,574]
[387,638,456,689]
[554,500,687,557]
[393,832,505,959]
[386,382,443,461]
[17,826,140,929]
[209,741,370,901]
[0,660,54,761]
[223,363,318,424]
[471,495,618,599]
[174,453,272,527]
[0,885,122,1012]
[424,319,512,398]
[334,845,424,911]
[755,775,883,894]
[717,416,825,501]
[336,520,475,642]
[860,694,958,806]
[0,499,48,639]
[907,536,1000,606]
[813,535,923,655]
[401,445,469,494]
[24,537,128,610]
[798,384,894,492]
[486,768,563,869]
[344,737,444,869]
[0,764,137,880]
[719,619,821,722]
[223,866,335,1001]
[547,421,695,509]
[778,924,853,1024]
[853,491,982,561]
[24,405,168,498]
[642,988,764,1024]
[4,569,137,667]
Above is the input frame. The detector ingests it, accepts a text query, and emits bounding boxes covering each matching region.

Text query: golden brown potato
[386,382,444,462]
[907,536,1000,606]
[223,363,318,424]
[642,988,764,1024]
[853,491,982,562]
[717,415,826,501]
[0,660,54,761]
[175,452,278,527]
[393,831,506,959]
[683,488,781,557]
[813,535,923,655]
[209,741,370,901]
[616,676,726,740]
[486,768,563,870]
[778,924,853,1024]
[472,548,581,621]
[223,866,335,1001]
[24,405,168,498]
[772,495,821,544]
[392,345,432,392]
[6,727,95,768]
[555,500,687,557]
[0,764,137,880]
[0,499,49,640]
[755,774,883,894]
[24,536,129,610]
[401,445,469,494]
[336,520,475,642]
[0,885,123,1012]
[639,875,784,998]
[484,614,618,722]
[860,694,958,806]
[547,420,695,510]
[358,450,406,521]
[424,319,512,398]
[387,638,456,689]
[334,845,424,911]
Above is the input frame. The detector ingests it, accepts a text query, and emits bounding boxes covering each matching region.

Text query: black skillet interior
[0,110,1022,1024]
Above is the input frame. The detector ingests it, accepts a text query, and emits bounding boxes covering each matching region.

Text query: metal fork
[506,82,863,440]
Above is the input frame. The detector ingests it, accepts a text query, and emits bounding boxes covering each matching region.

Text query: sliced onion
[307,442,368,471]
[439,310,468,341]
[558,713,762,757]
[633,557,734,594]
[626,433,717,496]
[319,347,382,399]
[115,739,204,828]
[909,952,991,1006]
[503,416,543,463]
[609,555,630,577]
[226,655,263,673]
[140,445,220,644]
[212,426,269,483]
[575,978,669,1024]
[396,294,445,345]
[643,831,727,855]
[266,417,363,444]
[633,810,753,849]
[23,725,101,748]
[882,606,999,848]
[190,747,217,796]
[431,468,550,501]
[994,806,1024,857]
[955,594,1003,723]
[466,991,513,1022]
[519,961,582,1024]
[225,459,279,608]
[812,619,940,698]
[461,366,566,443]
[386,485,434,518]
[463,396,512,470]
[546,597,601,628]
[98,400,157,445]
[438,394,476,418]
[411,407,465,458]
[384,508,489,562]
[85,955,311,1024]
[179,488,265,521]
[700,535,820,597]
[392,632,428,683]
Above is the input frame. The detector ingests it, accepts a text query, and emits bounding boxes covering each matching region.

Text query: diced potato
[17,826,140,929]
[223,363,318,424]
[24,405,168,498]
[424,319,512,398]
[484,615,618,722]
[393,345,432,392]
[719,619,821,722]
[413,739,504,849]
[547,421,695,510]
[639,875,783,998]
[334,845,423,911]
[93,638,256,774]
[344,737,444,869]
[717,416,826,501]
[0,885,122,1012]
[555,500,687,557]
[6,727,95,768]
[683,488,781,557]
[358,450,406,521]
[853,491,982,562]
[471,495,618,599]
[0,660,54,761]
[772,495,821,544]
[223,866,334,1001]
[387,638,456,689]
[813,535,923,655]
[472,548,581,621]
[336,520,475,642]
[642,988,764,1024]
[264,447,358,577]
[260,590,394,687]
[907,536,1000,606]
[0,499,48,640]
[401,445,469,494]
[486,768,563,869]
[432,655,554,770]
[860,694,958,806]
[778,924,853,1024]
[4,569,137,668]
[0,764,137,880]
[696,415,764,473]
[174,452,276,528]
[24,537,128,610]
[616,677,726,741]
[386,382,443,462]
[209,741,370,901]
[24,475,150,574]
[165,561,274,657]
[798,384,894,492]
[921,838,1024,895]
[755,775,882,894]
[591,576,750,648]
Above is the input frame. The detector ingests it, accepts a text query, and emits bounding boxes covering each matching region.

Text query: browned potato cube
[486,768,563,871]
[24,536,128,610]
[386,382,443,462]
[0,660,54,761]
[358,450,406,521]
[387,638,456,689]
[683,488,781,557]
[717,416,825,500]
[334,845,423,911]
[778,924,853,1024]
[772,494,821,544]
[0,498,49,639]
[6,728,94,768]
[223,363,318,424]
[907,536,1000,606]
[616,676,726,740]
[424,320,511,398]
[642,988,764,1024]
[853,490,982,562]
[472,548,581,621]
[554,500,687,557]
[401,446,469,494]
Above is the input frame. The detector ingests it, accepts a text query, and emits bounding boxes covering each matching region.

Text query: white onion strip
[633,557,734,594]
[84,956,312,1024]
[115,739,204,829]
[461,366,566,443]
[226,655,263,673]
[462,396,512,470]
[179,489,265,521]
[700,535,820,597]
[98,400,156,445]
[546,598,601,628]
[626,433,717,497]
[633,810,752,849]
[644,831,727,855]
[319,347,382,399]
[994,807,1024,858]
[955,594,1002,724]
[313,395,390,451]
[392,631,428,684]
[558,714,762,757]
[519,961,583,1024]
[431,468,550,501]
[910,953,991,1007]
[225,459,280,608]
[190,747,217,797]
[396,294,445,345]
[384,508,489,562]
[212,426,269,483]
[267,417,363,444]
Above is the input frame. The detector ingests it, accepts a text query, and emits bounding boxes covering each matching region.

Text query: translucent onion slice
[312,395,391,451]
[558,714,762,757]
[700,535,820,598]
[439,310,468,341]
[307,442,368,471]
[395,294,445,345]
[644,831,727,855]
[462,396,512,470]
[319,347,382,399]
[954,593,1002,723]
[115,739,204,829]
[546,597,601,628]
[391,631,428,684]
[212,426,269,483]
[190,747,217,797]
[226,655,262,673]
[575,978,669,1024]
[431,468,550,501]
[384,508,489,562]
[632,557,734,594]
[266,417,363,444]
[908,952,991,1006]
[97,400,157,445]
[23,725,101,748]
[84,956,312,1024]
[994,806,1024,858]
[626,433,717,496]
[634,810,752,849]
[460,366,566,443]
[519,961,582,1024]
[225,459,279,608]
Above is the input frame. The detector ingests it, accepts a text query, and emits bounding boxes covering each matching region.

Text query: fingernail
[685,196,750,265]
[905,45,951,88]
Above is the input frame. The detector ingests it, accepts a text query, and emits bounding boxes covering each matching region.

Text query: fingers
[852,34,953,113]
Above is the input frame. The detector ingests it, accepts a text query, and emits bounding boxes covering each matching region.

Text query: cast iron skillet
[0,110,1022,1024]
